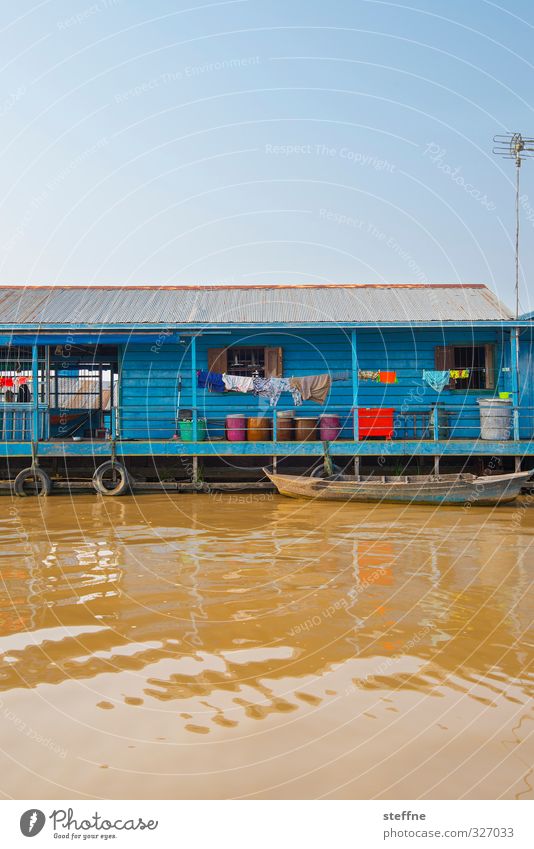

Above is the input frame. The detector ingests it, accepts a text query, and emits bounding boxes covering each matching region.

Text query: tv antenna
[493,132,534,318]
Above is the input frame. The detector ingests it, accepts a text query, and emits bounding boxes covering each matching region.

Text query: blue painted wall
[119,327,512,441]
[519,330,534,439]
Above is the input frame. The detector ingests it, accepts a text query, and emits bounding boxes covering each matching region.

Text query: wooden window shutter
[207,348,228,374]
[434,345,455,388]
[264,347,283,377]
[484,344,495,389]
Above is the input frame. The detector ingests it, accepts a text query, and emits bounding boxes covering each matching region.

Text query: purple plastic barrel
[226,413,247,441]
[319,413,340,441]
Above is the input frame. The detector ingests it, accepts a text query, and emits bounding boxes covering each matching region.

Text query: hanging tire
[93,461,130,496]
[14,467,52,497]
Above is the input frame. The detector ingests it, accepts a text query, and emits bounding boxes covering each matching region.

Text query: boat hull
[264,470,531,506]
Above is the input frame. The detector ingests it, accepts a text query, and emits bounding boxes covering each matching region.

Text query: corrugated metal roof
[0,284,513,326]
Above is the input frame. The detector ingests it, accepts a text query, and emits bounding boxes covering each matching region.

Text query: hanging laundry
[379,371,397,384]
[423,370,450,392]
[222,374,254,393]
[197,369,225,392]
[18,383,31,403]
[358,369,380,382]
[252,376,296,407]
[286,378,303,406]
[0,377,14,388]
[290,374,331,405]
[449,368,469,379]
[288,382,303,406]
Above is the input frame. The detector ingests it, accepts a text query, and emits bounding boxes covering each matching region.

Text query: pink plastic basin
[319,413,340,441]
[226,414,247,441]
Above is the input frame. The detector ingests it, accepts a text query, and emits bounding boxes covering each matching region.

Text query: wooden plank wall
[119,328,509,441]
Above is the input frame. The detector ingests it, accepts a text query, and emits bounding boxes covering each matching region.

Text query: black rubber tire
[310,462,342,479]
[93,461,130,496]
[14,467,52,497]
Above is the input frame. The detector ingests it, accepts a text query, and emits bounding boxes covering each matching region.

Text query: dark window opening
[226,347,266,377]
[435,343,495,390]
[453,345,486,389]
[207,346,283,378]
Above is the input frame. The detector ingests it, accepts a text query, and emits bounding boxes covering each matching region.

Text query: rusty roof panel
[0,284,513,326]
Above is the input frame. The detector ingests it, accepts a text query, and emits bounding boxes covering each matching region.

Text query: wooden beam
[31,344,39,443]
[191,335,198,442]
[2,439,534,458]
[511,327,520,441]
[351,329,359,441]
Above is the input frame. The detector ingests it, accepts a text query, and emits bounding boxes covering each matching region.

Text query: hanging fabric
[379,371,397,384]
[358,369,380,382]
[222,374,254,393]
[290,374,331,405]
[252,376,296,407]
[197,369,225,392]
[423,370,450,392]
[18,383,31,403]
[287,379,303,406]
[449,368,469,379]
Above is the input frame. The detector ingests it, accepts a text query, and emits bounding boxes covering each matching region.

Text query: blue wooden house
[0,284,531,493]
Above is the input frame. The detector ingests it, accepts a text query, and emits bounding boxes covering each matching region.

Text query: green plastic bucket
[179,418,206,442]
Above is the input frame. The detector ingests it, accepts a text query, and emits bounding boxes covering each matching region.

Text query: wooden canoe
[263,469,532,506]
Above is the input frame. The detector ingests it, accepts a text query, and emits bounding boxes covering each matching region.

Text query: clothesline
[197,370,334,406]
[197,366,470,402]
[358,370,397,384]
[196,368,397,407]
[423,369,470,391]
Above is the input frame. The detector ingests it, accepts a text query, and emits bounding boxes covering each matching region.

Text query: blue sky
[0,0,533,313]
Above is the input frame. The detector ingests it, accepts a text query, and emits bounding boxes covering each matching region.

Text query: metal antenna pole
[493,131,534,319]
[515,154,520,320]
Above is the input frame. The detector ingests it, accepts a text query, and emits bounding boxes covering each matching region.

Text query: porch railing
[115,403,534,443]
[2,401,532,443]
[0,404,48,441]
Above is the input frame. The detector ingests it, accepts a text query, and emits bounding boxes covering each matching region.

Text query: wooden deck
[1,438,533,458]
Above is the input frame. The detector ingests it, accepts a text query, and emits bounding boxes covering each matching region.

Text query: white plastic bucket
[478,398,512,440]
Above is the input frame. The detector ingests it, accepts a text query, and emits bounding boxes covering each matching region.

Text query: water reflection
[0,494,532,798]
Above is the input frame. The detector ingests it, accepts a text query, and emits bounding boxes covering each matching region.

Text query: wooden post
[432,402,440,442]
[510,327,520,441]
[191,335,198,441]
[432,402,440,479]
[351,330,360,476]
[31,343,39,442]
[351,329,359,441]
[272,410,277,473]
[192,456,199,484]
[322,441,333,476]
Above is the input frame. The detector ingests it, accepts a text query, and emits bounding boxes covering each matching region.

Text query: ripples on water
[0,494,532,799]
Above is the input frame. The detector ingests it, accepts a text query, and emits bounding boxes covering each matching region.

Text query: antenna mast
[493,132,534,318]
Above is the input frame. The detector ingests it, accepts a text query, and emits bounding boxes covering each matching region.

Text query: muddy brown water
[0,492,532,800]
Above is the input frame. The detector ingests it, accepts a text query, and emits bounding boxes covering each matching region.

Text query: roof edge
[0,283,489,291]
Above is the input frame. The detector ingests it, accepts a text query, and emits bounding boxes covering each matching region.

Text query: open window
[48,344,118,438]
[207,346,283,378]
[435,344,495,390]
